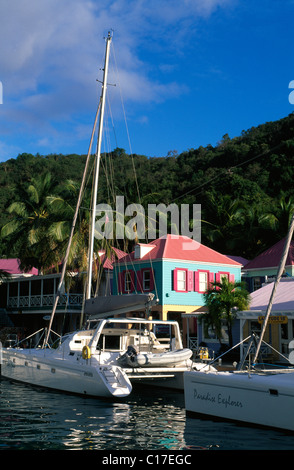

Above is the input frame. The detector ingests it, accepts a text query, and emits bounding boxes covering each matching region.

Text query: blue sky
[0,0,293,162]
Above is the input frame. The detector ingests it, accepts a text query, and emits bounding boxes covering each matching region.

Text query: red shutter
[209,272,214,287]
[173,269,178,291]
[188,270,194,291]
[137,270,143,291]
[229,273,235,283]
[194,271,199,292]
[130,270,135,292]
[215,272,221,290]
[118,271,124,293]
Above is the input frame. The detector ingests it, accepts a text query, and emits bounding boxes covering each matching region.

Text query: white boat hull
[184,369,294,431]
[0,317,201,395]
[1,348,132,398]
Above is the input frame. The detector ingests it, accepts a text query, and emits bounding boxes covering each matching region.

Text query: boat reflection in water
[2,378,294,450]
[62,394,187,450]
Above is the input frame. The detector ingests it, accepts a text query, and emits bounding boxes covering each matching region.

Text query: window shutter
[194,270,199,292]
[188,270,194,291]
[173,269,178,291]
[209,272,214,288]
[138,268,155,291]
[137,270,143,291]
[118,271,124,293]
[130,270,135,292]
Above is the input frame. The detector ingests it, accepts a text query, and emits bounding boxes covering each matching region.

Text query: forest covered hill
[1,111,294,267]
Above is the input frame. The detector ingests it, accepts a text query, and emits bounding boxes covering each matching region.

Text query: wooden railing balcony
[8,293,84,309]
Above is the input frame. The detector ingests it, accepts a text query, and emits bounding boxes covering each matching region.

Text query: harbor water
[0,376,293,451]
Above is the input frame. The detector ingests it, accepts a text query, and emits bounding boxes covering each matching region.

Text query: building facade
[113,235,242,352]
[238,278,294,363]
[243,238,294,292]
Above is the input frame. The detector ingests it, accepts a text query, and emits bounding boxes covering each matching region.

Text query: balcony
[7,293,83,310]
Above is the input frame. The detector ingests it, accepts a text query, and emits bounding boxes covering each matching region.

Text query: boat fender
[136,354,148,366]
[82,345,91,360]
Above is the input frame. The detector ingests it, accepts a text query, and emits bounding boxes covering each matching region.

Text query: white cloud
[0,0,236,159]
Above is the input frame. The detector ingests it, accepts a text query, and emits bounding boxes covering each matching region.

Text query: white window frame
[124,272,132,292]
[177,269,187,291]
[143,270,151,291]
[199,271,208,292]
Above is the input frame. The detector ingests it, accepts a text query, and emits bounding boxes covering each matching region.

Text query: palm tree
[275,195,294,238]
[1,173,89,273]
[1,173,56,271]
[202,193,244,253]
[203,277,251,348]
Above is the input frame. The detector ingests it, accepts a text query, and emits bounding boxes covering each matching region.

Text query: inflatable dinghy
[117,345,192,368]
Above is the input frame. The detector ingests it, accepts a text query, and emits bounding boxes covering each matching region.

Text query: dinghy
[118,345,192,368]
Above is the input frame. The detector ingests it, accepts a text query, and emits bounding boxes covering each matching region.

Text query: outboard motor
[117,345,139,367]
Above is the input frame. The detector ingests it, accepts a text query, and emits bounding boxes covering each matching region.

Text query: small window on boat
[97,334,121,350]
[25,361,28,366]
[37,364,41,369]
[51,368,56,373]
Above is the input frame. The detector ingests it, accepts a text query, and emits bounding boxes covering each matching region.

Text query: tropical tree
[203,277,251,348]
[1,173,89,273]
[1,173,57,271]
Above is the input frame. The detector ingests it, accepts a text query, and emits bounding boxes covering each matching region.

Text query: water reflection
[62,388,187,450]
[1,378,294,450]
[0,379,187,450]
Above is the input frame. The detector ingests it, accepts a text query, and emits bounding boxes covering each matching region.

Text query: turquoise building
[113,235,242,351]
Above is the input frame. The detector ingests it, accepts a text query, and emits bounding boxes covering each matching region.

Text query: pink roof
[98,247,127,270]
[117,235,241,266]
[0,258,38,275]
[244,238,294,270]
[226,255,249,266]
[250,278,294,312]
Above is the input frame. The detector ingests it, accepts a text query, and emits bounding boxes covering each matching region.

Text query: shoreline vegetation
[1,112,294,270]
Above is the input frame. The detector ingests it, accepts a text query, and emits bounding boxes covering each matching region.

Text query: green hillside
[1,112,294,268]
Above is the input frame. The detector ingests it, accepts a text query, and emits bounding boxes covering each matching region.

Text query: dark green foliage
[1,112,294,264]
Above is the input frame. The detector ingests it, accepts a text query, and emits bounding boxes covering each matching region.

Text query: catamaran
[184,214,294,431]
[0,32,203,398]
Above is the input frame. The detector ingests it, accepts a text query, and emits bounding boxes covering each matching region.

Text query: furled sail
[84,293,156,318]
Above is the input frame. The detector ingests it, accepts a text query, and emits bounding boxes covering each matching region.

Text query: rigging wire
[108,41,159,302]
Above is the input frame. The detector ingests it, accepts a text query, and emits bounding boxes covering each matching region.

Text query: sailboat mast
[253,213,294,363]
[43,100,101,348]
[86,31,112,300]
[43,33,112,347]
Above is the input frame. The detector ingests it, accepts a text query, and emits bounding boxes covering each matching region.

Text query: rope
[104,42,159,303]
